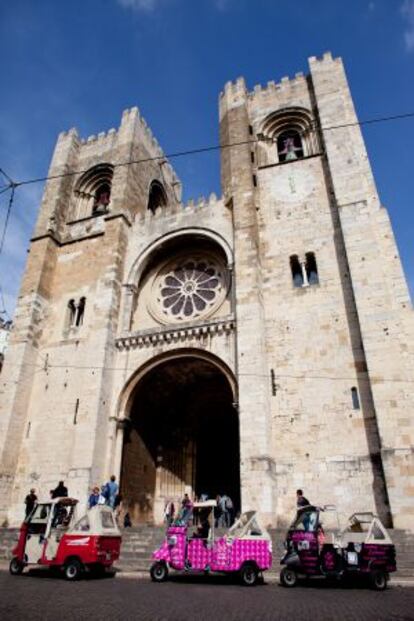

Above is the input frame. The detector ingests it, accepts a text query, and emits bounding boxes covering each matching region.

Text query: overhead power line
[0,110,413,190]
[3,357,413,384]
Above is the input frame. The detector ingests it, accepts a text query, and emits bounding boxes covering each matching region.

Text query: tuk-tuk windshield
[290,508,319,532]
[228,511,269,539]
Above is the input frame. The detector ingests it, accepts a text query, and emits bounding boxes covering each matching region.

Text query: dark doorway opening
[121,356,240,524]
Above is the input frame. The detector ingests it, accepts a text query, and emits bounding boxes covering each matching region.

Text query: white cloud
[117,0,164,11]
[401,0,414,51]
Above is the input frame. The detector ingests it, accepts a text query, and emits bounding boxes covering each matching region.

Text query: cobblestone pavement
[1,569,413,621]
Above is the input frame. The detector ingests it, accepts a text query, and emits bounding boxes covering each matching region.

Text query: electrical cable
[2,110,414,190]
[3,356,411,384]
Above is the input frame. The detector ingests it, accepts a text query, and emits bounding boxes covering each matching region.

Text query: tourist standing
[88,486,100,509]
[219,494,230,527]
[104,475,119,509]
[225,494,234,526]
[180,493,193,524]
[24,488,37,517]
[164,499,175,525]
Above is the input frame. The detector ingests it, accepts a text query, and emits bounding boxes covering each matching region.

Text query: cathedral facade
[1,52,413,529]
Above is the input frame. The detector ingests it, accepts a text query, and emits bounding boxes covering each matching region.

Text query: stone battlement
[220,52,340,103]
[136,192,223,225]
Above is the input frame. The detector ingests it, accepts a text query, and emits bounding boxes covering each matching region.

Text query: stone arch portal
[120,355,240,524]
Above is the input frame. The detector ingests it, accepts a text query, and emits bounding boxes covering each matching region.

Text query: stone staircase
[0,526,413,579]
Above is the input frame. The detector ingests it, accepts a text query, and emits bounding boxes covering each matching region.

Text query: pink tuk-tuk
[150,501,272,586]
[9,497,121,580]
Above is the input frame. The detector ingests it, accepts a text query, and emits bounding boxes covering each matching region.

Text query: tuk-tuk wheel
[150,561,168,582]
[64,559,83,581]
[240,563,258,587]
[369,569,387,591]
[9,557,24,576]
[280,567,298,588]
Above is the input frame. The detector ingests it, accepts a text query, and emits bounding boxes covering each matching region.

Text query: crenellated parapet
[135,192,224,226]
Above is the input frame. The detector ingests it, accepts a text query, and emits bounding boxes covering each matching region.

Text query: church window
[290,255,303,287]
[351,387,360,410]
[259,107,319,167]
[277,129,304,163]
[67,299,76,327]
[151,253,227,323]
[252,174,257,187]
[290,253,319,288]
[66,297,86,330]
[148,180,167,213]
[74,164,114,219]
[305,252,319,285]
[76,297,86,327]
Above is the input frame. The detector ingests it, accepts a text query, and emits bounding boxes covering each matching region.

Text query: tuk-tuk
[150,500,272,586]
[9,497,121,580]
[280,505,396,590]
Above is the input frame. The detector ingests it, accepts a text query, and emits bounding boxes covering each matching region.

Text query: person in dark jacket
[24,489,37,517]
[51,481,68,499]
[296,489,310,508]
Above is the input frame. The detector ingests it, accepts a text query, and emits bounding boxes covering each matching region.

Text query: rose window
[151,254,227,323]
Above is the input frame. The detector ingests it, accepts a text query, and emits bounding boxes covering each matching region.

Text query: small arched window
[67,299,76,327]
[74,164,114,219]
[277,129,304,163]
[305,252,319,285]
[76,297,86,327]
[147,180,167,213]
[290,255,303,287]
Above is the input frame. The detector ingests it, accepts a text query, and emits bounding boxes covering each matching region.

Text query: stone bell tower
[0,107,181,522]
[219,52,414,529]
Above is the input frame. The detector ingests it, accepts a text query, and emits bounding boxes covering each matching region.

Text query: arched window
[65,297,86,332]
[290,255,303,287]
[147,180,167,213]
[67,299,76,327]
[277,129,304,162]
[74,164,114,219]
[76,297,86,327]
[305,252,319,285]
[259,107,319,166]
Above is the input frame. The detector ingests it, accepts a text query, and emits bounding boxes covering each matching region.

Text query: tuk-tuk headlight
[167,536,177,546]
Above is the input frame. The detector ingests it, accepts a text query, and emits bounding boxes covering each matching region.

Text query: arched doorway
[120,355,240,524]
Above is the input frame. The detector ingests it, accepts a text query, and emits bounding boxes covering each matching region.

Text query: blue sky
[0,0,413,317]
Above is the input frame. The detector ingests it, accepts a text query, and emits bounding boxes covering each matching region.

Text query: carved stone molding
[115,315,235,350]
